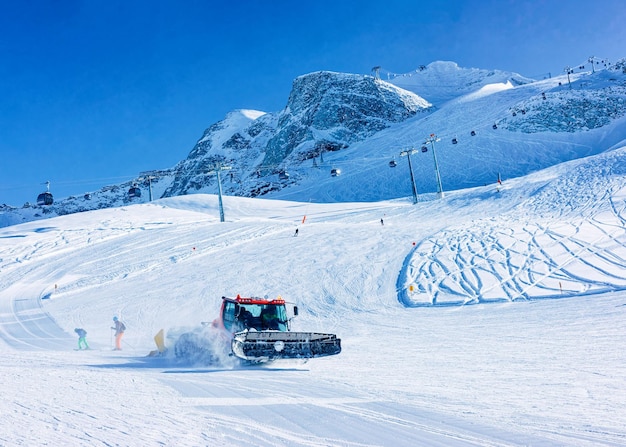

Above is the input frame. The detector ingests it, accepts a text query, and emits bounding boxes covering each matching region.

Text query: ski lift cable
[15,65,606,197]
[7,114,517,198]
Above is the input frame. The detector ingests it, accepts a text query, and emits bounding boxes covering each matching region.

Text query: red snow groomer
[170,295,341,363]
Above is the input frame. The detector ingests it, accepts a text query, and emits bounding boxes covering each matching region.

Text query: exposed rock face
[501,85,626,133]
[163,110,276,198]
[164,71,431,197]
[262,71,431,167]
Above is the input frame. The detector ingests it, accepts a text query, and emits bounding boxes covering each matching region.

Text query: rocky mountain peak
[261,70,431,168]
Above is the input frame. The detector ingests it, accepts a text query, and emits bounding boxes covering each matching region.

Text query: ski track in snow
[2,155,626,445]
[400,159,626,306]
[401,214,626,306]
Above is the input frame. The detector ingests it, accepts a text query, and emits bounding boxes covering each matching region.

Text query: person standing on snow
[111,316,126,350]
[74,328,89,350]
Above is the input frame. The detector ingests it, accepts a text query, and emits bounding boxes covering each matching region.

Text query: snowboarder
[111,316,126,350]
[74,328,89,350]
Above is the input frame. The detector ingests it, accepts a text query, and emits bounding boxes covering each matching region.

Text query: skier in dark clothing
[74,328,89,350]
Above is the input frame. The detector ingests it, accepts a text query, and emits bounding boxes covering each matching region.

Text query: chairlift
[128,185,142,198]
[451,138,458,144]
[470,130,476,136]
[421,146,428,153]
[278,171,290,181]
[492,123,498,130]
[388,159,397,168]
[330,168,341,177]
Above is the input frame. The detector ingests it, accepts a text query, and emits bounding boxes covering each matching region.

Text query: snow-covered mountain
[3,59,626,447]
[163,70,432,199]
[383,60,535,104]
[2,59,626,227]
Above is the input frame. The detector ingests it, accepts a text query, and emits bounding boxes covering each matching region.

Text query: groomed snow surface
[1,148,626,446]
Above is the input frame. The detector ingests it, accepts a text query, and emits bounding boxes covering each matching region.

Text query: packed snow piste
[153,295,341,363]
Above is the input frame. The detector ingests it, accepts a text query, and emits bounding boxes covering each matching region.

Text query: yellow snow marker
[148,329,166,356]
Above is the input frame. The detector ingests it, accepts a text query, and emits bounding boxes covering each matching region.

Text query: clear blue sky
[1,0,624,206]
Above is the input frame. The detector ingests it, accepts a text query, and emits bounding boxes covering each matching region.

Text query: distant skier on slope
[74,328,89,350]
[111,316,126,350]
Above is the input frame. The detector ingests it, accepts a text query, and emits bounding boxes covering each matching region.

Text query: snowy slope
[1,146,626,445]
[385,61,534,105]
[269,67,626,203]
[166,62,626,203]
